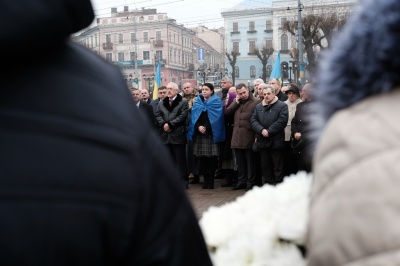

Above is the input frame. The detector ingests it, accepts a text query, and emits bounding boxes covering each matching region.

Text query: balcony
[230,31,240,35]
[153,40,163,47]
[103,42,113,50]
[247,30,257,34]
[280,49,290,54]
[264,29,273,33]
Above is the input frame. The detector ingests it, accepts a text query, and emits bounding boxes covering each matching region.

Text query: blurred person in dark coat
[0,1,212,265]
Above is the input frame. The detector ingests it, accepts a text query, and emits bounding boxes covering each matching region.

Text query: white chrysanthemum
[199,171,312,266]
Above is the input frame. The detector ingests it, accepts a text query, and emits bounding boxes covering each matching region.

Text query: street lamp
[196,68,210,84]
[142,74,154,91]
[288,66,292,83]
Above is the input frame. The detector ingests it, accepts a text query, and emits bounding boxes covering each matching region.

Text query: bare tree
[254,45,274,82]
[284,5,350,74]
[226,51,239,85]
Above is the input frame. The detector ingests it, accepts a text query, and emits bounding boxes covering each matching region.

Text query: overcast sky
[91,0,245,29]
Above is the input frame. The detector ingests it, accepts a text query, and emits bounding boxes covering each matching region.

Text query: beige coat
[308,89,400,265]
[284,98,302,141]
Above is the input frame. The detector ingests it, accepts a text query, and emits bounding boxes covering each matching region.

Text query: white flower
[199,171,312,266]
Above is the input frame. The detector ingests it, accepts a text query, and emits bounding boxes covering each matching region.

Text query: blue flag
[153,59,162,100]
[270,51,281,81]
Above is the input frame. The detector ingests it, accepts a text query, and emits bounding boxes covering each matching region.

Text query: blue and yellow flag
[270,51,282,84]
[153,59,162,100]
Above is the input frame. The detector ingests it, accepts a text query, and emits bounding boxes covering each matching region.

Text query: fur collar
[163,93,183,110]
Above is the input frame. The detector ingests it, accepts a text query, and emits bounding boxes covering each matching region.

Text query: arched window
[250,65,256,78]
[281,33,288,50]
[235,66,239,78]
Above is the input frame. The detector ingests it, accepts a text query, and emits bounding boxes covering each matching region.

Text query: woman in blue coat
[188,83,225,189]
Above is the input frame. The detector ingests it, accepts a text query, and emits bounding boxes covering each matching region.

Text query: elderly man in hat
[283,83,302,176]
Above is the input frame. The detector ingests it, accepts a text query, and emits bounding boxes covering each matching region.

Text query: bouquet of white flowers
[199,171,312,266]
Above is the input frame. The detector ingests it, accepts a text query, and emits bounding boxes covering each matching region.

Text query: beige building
[74,6,224,91]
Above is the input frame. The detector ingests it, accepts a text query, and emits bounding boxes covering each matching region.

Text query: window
[233,42,239,53]
[249,21,255,31]
[233,22,238,32]
[234,66,239,78]
[105,53,112,62]
[143,32,149,42]
[118,33,123,44]
[281,18,287,29]
[131,32,136,43]
[143,51,150,60]
[249,41,256,54]
[105,34,111,43]
[156,30,162,40]
[281,34,288,50]
[118,52,124,61]
[266,39,273,49]
[156,51,162,61]
[266,20,272,31]
[130,52,136,61]
[250,66,256,78]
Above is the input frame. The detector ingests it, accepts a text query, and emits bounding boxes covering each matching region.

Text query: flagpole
[298,0,304,87]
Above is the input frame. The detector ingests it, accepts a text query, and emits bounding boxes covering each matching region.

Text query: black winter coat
[155,94,189,144]
[0,1,212,265]
[251,99,289,150]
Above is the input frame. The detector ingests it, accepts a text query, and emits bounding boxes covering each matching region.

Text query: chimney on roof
[124,6,129,12]
[111,7,117,17]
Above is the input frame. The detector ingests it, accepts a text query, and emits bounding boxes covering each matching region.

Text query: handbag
[252,138,272,152]
[291,136,304,154]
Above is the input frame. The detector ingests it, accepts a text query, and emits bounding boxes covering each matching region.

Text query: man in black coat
[0,1,212,265]
[251,85,289,185]
[131,88,156,127]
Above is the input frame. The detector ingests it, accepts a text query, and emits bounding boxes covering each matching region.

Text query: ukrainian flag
[269,51,281,85]
[153,59,162,100]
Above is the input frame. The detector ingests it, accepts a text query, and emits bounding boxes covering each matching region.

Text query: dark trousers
[253,151,262,186]
[166,144,188,183]
[283,141,299,177]
[200,156,218,188]
[296,150,312,173]
[186,142,200,176]
[260,149,284,185]
[235,148,256,186]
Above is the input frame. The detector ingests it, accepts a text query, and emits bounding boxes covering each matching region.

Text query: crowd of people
[131,76,313,191]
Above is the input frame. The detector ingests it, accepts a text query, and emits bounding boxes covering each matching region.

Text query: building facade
[75,6,223,91]
[222,0,356,86]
